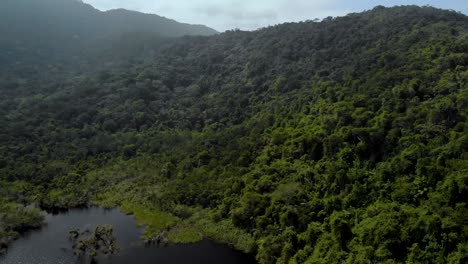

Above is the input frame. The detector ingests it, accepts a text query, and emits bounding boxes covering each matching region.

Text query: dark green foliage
[69,225,118,261]
[0,4,467,264]
[0,197,44,254]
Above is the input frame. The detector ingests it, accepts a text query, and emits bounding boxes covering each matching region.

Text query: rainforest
[0,1,467,263]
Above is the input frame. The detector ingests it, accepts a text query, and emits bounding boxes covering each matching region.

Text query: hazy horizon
[83,0,468,31]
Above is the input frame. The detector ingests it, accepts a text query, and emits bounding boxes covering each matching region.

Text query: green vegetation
[69,225,118,260]
[95,187,254,247]
[0,4,467,263]
[0,197,44,254]
[120,201,179,239]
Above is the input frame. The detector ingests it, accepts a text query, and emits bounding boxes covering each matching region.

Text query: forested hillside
[0,0,217,71]
[1,5,468,263]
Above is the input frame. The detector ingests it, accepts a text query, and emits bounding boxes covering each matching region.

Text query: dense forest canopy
[1,3,468,263]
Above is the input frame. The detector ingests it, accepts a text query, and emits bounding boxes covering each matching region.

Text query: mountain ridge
[0,0,217,40]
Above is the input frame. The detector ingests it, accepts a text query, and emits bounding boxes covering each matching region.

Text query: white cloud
[83,0,467,31]
[84,0,345,31]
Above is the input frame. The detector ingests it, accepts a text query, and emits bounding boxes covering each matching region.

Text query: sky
[83,0,468,32]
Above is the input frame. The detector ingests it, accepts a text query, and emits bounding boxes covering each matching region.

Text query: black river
[0,207,256,264]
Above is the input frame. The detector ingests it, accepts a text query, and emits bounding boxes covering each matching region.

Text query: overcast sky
[83,0,468,31]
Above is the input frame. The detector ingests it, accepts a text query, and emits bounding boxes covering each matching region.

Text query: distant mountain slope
[0,0,217,67]
[0,0,217,39]
[102,8,217,37]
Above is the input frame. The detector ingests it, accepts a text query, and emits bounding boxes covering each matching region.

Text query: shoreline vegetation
[0,199,44,255]
[0,168,256,256]
[101,200,256,253]
[0,198,256,258]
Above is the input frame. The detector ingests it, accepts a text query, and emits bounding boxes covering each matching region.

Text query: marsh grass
[93,196,255,251]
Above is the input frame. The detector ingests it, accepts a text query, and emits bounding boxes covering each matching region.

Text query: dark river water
[0,207,256,264]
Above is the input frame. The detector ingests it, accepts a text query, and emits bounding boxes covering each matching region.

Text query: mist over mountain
[0,2,467,264]
[0,0,217,68]
[1,0,217,38]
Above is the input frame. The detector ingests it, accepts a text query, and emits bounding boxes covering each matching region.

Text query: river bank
[0,206,256,264]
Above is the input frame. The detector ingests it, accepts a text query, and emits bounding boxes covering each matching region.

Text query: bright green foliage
[120,201,179,239]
